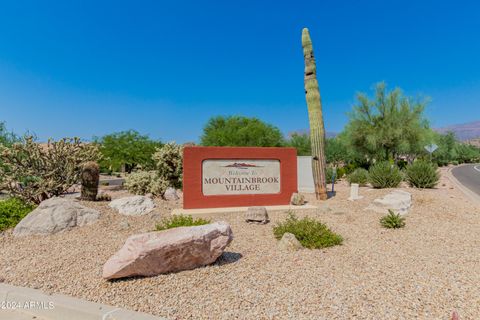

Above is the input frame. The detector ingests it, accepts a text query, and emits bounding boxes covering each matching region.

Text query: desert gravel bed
[1,169,480,319]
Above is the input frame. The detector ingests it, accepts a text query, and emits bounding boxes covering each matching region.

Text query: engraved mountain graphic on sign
[223,162,264,169]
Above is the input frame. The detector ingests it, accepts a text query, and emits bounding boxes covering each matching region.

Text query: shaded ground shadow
[215,251,243,266]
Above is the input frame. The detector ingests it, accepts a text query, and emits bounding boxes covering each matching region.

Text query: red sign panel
[183,146,297,209]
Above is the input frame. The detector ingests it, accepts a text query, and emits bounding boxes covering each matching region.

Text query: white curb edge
[446,165,480,206]
[0,283,167,320]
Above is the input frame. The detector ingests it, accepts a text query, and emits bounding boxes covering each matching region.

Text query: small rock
[245,207,269,224]
[163,187,179,201]
[109,195,155,216]
[145,193,154,199]
[119,220,130,230]
[13,197,100,237]
[278,233,302,251]
[290,193,306,206]
[103,222,233,279]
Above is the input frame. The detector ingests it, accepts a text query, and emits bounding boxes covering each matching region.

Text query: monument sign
[183,147,297,209]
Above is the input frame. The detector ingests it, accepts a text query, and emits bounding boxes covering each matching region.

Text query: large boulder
[245,206,269,224]
[109,195,155,216]
[13,198,100,237]
[367,190,412,215]
[103,221,233,279]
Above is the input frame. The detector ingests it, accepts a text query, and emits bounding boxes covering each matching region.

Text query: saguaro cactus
[81,161,100,201]
[302,28,328,200]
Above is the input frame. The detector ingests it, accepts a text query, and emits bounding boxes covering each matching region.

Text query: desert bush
[380,209,406,229]
[124,171,168,196]
[155,215,211,231]
[368,161,402,188]
[0,198,36,231]
[405,161,439,188]
[152,142,183,188]
[0,137,100,204]
[347,168,369,186]
[273,213,343,249]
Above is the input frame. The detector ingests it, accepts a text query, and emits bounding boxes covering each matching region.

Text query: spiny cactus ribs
[302,28,328,200]
[81,161,99,201]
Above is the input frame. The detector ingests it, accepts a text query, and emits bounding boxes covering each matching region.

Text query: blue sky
[1,1,479,143]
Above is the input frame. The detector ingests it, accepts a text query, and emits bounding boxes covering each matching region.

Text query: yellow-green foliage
[273,213,343,249]
[0,137,100,204]
[155,215,211,231]
[152,142,183,188]
[380,210,406,229]
[124,171,168,196]
[368,161,402,188]
[0,198,35,231]
[405,161,439,188]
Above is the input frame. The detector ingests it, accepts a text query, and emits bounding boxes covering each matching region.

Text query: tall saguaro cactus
[302,28,328,200]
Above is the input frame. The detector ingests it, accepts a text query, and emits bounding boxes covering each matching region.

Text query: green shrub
[336,167,346,179]
[0,198,35,231]
[380,209,405,229]
[368,161,402,188]
[405,161,440,188]
[273,213,343,249]
[155,215,211,231]
[326,167,337,184]
[347,168,369,186]
[124,171,168,196]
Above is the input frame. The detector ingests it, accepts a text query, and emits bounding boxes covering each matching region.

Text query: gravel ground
[1,168,480,319]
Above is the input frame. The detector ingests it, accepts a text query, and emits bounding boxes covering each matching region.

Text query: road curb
[0,283,167,320]
[446,165,480,206]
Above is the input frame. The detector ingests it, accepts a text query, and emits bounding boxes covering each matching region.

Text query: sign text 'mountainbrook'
[204,176,279,191]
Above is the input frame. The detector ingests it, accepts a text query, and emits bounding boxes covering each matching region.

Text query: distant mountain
[435,120,480,141]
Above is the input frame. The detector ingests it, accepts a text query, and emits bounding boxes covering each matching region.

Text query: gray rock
[119,220,130,230]
[163,187,179,201]
[290,193,306,206]
[245,206,269,224]
[13,197,100,237]
[109,195,155,216]
[103,222,233,279]
[367,190,412,215]
[278,233,302,251]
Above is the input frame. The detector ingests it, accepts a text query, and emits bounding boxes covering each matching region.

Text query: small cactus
[81,161,99,201]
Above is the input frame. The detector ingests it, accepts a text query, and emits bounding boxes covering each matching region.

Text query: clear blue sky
[1,1,479,143]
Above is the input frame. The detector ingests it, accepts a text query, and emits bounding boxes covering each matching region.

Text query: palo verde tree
[302,28,328,200]
[345,82,430,163]
[94,130,162,173]
[200,115,284,147]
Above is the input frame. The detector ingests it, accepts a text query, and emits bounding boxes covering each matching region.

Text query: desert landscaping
[1,167,479,319]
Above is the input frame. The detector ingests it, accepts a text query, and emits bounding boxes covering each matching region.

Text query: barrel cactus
[302,28,328,200]
[81,161,99,201]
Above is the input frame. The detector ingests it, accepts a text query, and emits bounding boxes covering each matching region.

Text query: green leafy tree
[345,83,430,163]
[286,132,311,156]
[0,122,19,147]
[94,130,162,173]
[200,116,285,147]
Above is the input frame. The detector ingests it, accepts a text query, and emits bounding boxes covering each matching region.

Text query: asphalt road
[451,164,480,196]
